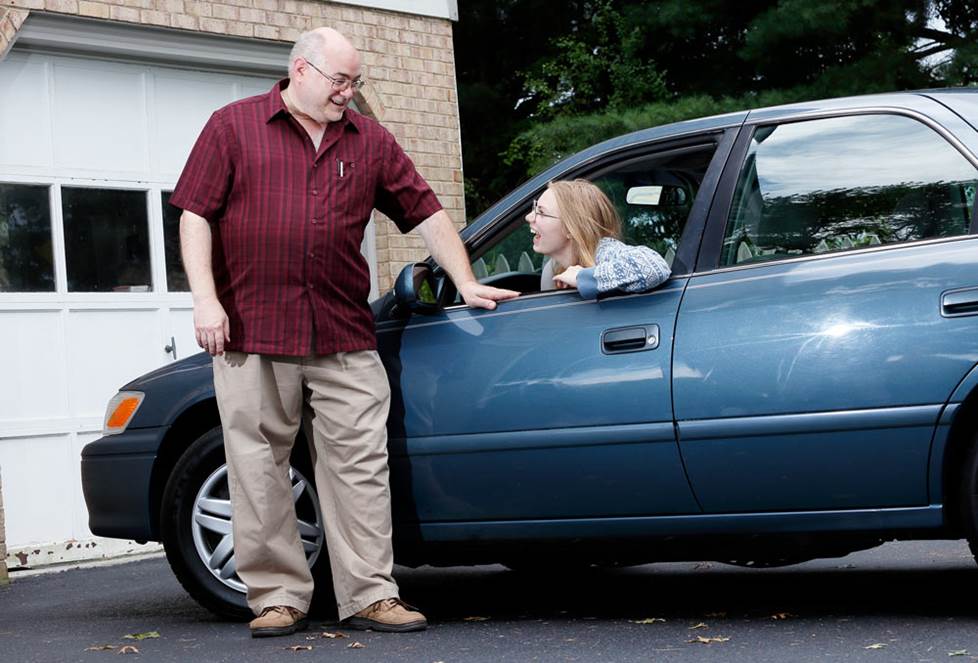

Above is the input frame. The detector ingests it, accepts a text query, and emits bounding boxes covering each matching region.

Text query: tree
[455,0,978,218]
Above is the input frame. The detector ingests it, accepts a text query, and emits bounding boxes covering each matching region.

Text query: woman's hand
[553,265,583,289]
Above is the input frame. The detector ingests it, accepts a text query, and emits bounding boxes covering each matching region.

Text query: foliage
[455,0,978,220]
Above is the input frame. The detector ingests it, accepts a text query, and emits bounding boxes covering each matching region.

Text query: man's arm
[416,210,519,310]
[180,210,230,356]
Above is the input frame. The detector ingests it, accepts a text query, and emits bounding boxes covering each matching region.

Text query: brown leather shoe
[249,605,308,638]
[344,598,427,633]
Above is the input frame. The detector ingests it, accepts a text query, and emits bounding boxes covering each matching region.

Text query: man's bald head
[285,27,362,125]
[289,27,360,73]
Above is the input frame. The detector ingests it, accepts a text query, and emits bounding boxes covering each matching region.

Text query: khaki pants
[213,350,398,620]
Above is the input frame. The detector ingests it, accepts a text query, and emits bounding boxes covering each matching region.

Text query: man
[171,27,518,638]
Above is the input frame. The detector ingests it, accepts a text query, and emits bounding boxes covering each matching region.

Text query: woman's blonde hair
[547,179,622,270]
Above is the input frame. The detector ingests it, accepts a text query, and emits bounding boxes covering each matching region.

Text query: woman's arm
[576,239,671,299]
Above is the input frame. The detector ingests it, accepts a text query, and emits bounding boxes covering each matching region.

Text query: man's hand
[552,265,582,289]
[194,295,230,356]
[457,280,520,310]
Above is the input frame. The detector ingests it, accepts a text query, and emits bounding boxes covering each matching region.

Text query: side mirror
[394,262,440,315]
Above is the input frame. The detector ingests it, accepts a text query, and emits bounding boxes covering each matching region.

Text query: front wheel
[160,426,330,620]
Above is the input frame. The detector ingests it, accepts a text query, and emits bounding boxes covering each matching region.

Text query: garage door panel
[65,309,164,418]
[0,55,53,171]
[152,73,237,179]
[0,310,68,422]
[51,61,149,175]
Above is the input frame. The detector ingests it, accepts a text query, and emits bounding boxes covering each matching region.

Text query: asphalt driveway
[2,540,978,662]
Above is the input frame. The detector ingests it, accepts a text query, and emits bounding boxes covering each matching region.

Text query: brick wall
[0,468,7,585]
[0,0,464,291]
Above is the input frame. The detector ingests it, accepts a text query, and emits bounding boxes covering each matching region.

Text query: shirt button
[308,252,315,259]
[312,189,318,195]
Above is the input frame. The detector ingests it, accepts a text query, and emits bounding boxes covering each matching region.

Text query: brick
[155,0,184,12]
[183,0,212,17]
[44,0,78,12]
[198,16,228,33]
[339,6,362,23]
[8,7,28,28]
[210,3,237,20]
[8,0,45,8]
[287,12,311,29]
[238,7,265,23]
[253,23,281,41]
[109,4,140,21]
[267,10,291,27]
[78,0,109,18]
[278,26,300,41]
[169,13,197,30]
[226,21,254,37]
[140,9,169,26]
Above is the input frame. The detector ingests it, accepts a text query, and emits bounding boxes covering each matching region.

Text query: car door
[673,105,978,513]
[377,133,735,527]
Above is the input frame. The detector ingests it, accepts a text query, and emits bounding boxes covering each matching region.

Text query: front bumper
[81,426,169,541]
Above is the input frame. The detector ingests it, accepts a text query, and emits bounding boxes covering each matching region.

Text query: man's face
[300,49,361,124]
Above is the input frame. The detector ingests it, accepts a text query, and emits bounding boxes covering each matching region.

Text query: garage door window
[0,183,55,292]
[161,191,188,292]
[62,187,151,292]
[721,114,978,266]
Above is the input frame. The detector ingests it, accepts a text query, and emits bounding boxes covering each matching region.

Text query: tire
[160,426,331,620]
[958,432,978,562]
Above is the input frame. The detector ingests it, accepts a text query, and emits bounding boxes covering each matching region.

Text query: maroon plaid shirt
[171,80,441,356]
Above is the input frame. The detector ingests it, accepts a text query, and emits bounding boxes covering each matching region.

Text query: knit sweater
[575,237,671,299]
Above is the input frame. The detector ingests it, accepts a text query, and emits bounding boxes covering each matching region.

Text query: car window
[472,144,718,294]
[721,114,978,267]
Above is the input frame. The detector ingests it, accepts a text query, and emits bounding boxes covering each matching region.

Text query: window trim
[436,130,739,310]
[696,107,978,275]
[0,176,183,297]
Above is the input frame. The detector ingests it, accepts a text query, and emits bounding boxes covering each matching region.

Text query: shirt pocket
[331,154,374,220]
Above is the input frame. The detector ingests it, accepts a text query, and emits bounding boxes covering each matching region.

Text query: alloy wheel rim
[190,463,325,594]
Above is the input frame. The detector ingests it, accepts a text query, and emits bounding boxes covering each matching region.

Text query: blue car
[82,89,978,619]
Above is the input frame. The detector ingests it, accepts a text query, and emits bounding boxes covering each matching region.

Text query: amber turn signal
[102,391,144,435]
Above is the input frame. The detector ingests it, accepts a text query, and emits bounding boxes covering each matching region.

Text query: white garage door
[0,38,367,567]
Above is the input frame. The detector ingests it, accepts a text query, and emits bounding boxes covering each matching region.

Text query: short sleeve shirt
[170,79,442,356]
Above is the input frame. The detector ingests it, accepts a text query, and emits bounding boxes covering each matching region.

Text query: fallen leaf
[286,645,312,652]
[463,616,490,622]
[320,631,348,639]
[688,622,708,630]
[864,643,887,650]
[85,645,116,651]
[123,632,159,641]
[771,612,797,620]
[948,650,969,657]
[688,635,730,644]
[117,645,139,655]
[630,617,666,624]
[348,641,365,649]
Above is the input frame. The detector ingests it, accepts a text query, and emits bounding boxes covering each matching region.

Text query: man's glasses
[531,199,559,220]
[304,58,365,91]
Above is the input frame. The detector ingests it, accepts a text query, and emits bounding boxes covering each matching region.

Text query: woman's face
[525,189,571,257]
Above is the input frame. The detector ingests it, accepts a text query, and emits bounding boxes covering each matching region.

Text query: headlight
[102,391,145,435]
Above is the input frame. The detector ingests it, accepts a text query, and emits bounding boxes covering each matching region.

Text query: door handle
[164,335,177,360]
[601,324,659,355]
[942,287,978,317]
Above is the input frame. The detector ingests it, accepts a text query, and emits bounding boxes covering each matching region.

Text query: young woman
[526,179,671,299]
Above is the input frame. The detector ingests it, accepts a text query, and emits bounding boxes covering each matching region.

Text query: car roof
[461,88,978,241]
